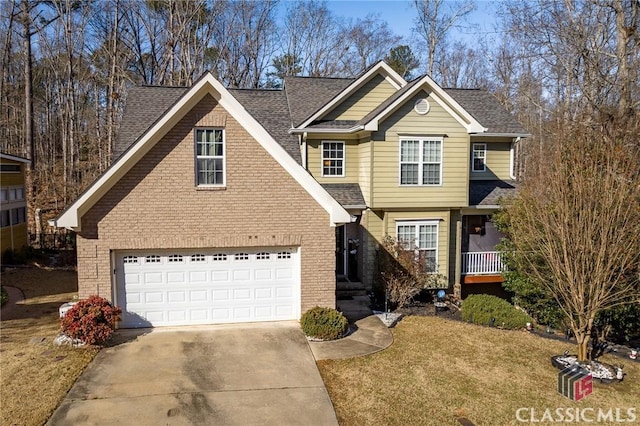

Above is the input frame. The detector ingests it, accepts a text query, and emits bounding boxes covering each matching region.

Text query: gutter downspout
[510,137,520,180]
[301,132,308,169]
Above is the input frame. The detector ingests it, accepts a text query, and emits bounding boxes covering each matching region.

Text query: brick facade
[76,94,336,314]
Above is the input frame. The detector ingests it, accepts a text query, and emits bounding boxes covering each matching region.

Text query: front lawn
[318,316,639,426]
[0,267,98,426]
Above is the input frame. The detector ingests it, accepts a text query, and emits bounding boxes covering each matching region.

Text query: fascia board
[0,153,31,163]
[298,62,407,129]
[54,73,351,229]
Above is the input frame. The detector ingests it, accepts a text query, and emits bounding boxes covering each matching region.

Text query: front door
[335,226,346,278]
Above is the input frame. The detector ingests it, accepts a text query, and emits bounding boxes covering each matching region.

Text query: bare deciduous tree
[412,0,475,76]
[499,119,640,362]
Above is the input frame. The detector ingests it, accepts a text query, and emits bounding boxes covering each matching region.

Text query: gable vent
[414,98,430,115]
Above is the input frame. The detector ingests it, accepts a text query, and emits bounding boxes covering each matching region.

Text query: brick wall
[77,94,336,314]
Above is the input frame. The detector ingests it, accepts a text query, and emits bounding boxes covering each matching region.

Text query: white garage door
[115,248,300,328]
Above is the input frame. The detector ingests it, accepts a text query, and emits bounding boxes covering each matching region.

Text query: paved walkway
[308,298,394,360]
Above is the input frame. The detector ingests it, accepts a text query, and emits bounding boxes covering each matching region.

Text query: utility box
[59,302,77,318]
[558,365,592,401]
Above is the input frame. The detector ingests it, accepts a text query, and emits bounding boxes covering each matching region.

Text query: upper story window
[321,141,344,177]
[195,128,225,186]
[399,137,442,185]
[472,143,486,172]
[396,220,439,272]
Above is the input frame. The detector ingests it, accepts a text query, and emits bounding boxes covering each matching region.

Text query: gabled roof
[359,74,487,134]
[228,89,301,163]
[0,152,31,163]
[52,72,351,230]
[445,89,530,135]
[292,62,407,130]
[284,76,353,127]
[115,86,188,159]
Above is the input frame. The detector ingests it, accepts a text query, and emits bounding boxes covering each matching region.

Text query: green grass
[317,316,639,426]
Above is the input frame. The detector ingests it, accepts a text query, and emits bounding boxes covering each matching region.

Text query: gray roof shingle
[284,76,353,127]
[469,180,518,206]
[445,89,529,134]
[228,89,301,163]
[114,86,188,160]
[320,183,366,207]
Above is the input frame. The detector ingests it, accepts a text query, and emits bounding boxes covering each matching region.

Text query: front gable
[79,95,337,241]
[322,74,398,122]
[52,73,351,230]
[294,62,406,130]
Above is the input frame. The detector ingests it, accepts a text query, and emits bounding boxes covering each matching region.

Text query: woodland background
[1,0,638,233]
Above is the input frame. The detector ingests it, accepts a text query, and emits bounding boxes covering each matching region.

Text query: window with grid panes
[396,221,439,272]
[399,137,442,185]
[321,141,344,176]
[195,129,225,186]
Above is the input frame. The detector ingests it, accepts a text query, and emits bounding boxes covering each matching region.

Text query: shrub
[60,295,122,345]
[461,294,531,330]
[300,306,348,340]
[379,235,448,308]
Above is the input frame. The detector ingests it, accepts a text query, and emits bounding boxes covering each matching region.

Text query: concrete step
[336,289,368,298]
[336,281,366,291]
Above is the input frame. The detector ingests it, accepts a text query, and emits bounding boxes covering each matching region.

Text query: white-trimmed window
[195,128,225,186]
[321,141,344,177]
[399,137,442,185]
[396,221,439,272]
[472,143,486,172]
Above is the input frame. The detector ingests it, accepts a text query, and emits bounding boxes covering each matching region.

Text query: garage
[115,248,300,328]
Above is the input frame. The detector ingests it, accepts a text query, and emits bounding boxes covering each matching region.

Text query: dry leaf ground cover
[0,267,98,426]
[318,316,639,426]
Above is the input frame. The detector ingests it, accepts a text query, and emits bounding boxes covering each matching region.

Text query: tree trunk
[575,331,590,362]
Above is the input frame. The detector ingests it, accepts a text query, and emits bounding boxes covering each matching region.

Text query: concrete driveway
[48,322,338,425]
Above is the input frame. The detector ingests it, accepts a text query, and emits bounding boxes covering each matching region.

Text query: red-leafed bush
[60,296,122,345]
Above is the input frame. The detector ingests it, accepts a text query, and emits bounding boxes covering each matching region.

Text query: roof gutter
[470,133,532,138]
[288,125,365,135]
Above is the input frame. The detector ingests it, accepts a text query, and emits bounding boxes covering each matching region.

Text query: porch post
[454,218,462,299]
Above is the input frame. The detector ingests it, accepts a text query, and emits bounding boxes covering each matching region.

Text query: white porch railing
[462,251,505,275]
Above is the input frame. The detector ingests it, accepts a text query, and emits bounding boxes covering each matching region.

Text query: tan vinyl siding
[306,138,360,183]
[470,141,512,180]
[383,210,451,279]
[361,209,384,288]
[371,91,469,208]
[0,159,25,186]
[358,137,372,205]
[324,74,397,121]
[1,223,28,252]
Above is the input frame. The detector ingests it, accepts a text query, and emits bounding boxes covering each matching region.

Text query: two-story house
[1,152,30,257]
[51,62,528,328]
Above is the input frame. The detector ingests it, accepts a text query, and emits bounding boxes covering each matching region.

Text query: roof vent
[414,98,430,115]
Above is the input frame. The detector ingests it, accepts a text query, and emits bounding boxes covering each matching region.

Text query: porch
[461,215,506,285]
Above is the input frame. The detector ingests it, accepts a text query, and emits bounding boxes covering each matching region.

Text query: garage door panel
[117,248,300,327]
[190,290,209,302]
[189,271,207,282]
[212,271,229,281]
[144,272,163,284]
